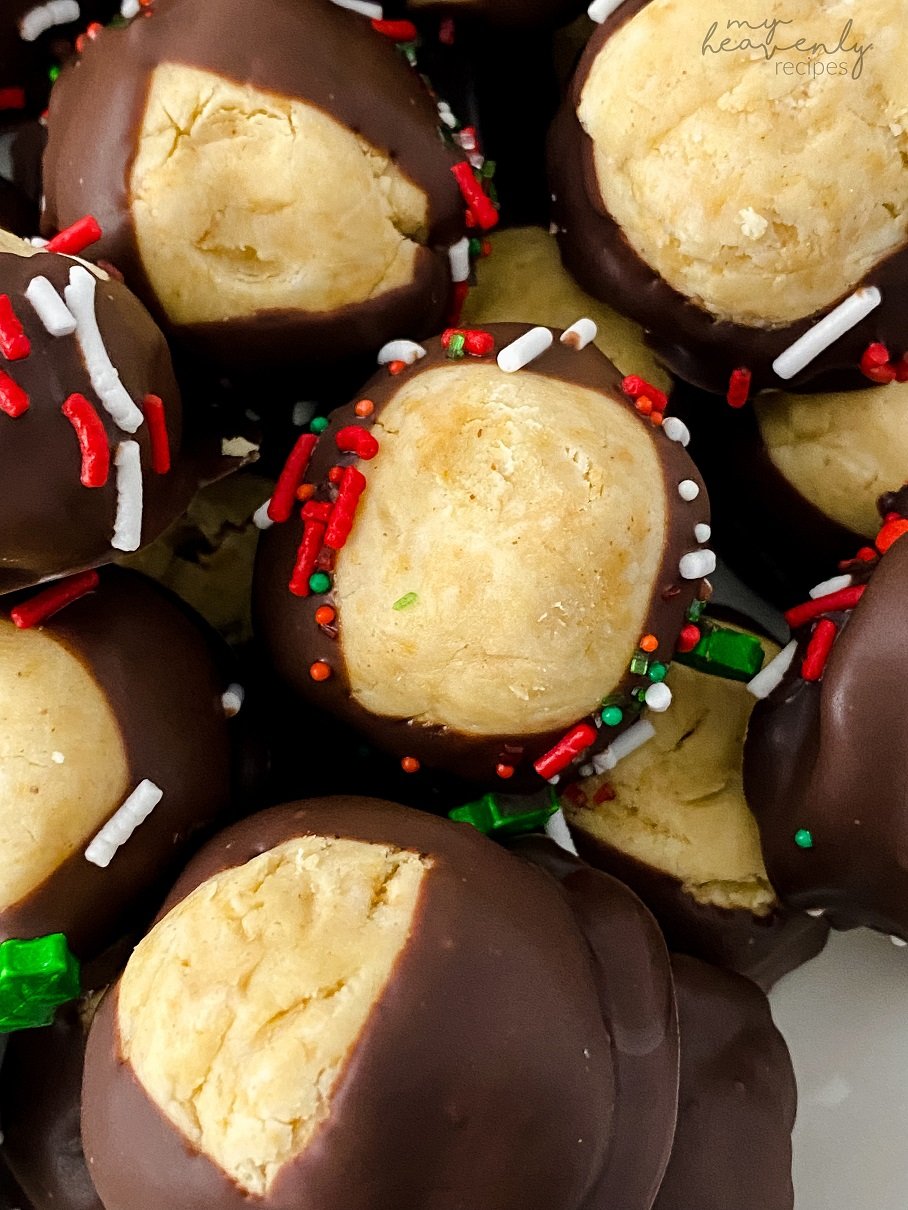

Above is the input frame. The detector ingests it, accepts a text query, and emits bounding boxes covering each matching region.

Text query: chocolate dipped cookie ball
[744,523,908,939]
[254,322,714,789]
[0,568,243,967]
[81,797,656,1210]
[0,231,210,593]
[653,955,796,1210]
[42,0,469,370]
[562,620,828,988]
[550,0,908,394]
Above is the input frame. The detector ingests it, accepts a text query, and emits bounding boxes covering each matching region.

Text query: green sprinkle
[631,686,647,703]
[468,237,483,259]
[49,65,61,82]
[481,159,497,180]
[0,934,80,1033]
[601,705,624,727]
[310,416,329,434]
[309,572,331,594]
[393,592,419,611]
[794,829,814,850]
[674,622,765,683]
[446,333,466,360]
[647,662,668,683]
[449,790,558,839]
[686,599,706,623]
[629,652,650,676]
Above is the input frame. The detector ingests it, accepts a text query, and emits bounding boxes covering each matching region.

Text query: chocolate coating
[744,535,908,937]
[42,0,465,370]
[549,0,908,395]
[653,954,796,1210]
[83,797,624,1210]
[254,322,711,789]
[0,568,242,959]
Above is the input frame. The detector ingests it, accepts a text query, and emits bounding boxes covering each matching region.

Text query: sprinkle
[891,936,908,948]
[876,517,908,553]
[662,416,690,446]
[393,592,419,611]
[371,17,417,38]
[801,618,837,682]
[806,908,824,918]
[354,399,375,417]
[589,720,656,774]
[496,763,515,779]
[65,267,143,433]
[601,705,623,727]
[448,237,471,283]
[309,571,331,594]
[794,828,814,850]
[0,88,26,111]
[61,393,109,487]
[640,634,658,653]
[10,569,99,629]
[621,375,668,413]
[268,433,318,523]
[111,441,143,551]
[253,500,274,530]
[290,521,326,596]
[85,780,163,868]
[809,574,852,599]
[301,500,333,523]
[676,624,700,654]
[309,661,332,682]
[325,466,367,550]
[860,342,895,384]
[136,394,169,475]
[772,287,882,380]
[328,466,344,484]
[0,370,29,417]
[497,326,553,373]
[401,756,420,774]
[451,161,498,230]
[677,624,765,682]
[784,585,865,630]
[747,640,798,699]
[221,684,244,717]
[678,479,699,502]
[645,682,672,712]
[587,0,623,20]
[450,791,557,838]
[0,934,81,1033]
[19,1,81,42]
[726,367,751,408]
[0,296,31,360]
[377,339,426,367]
[313,607,336,630]
[388,360,407,375]
[534,723,597,780]
[310,416,329,434]
[441,328,495,357]
[25,275,77,336]
[647,662,668,682]
[330,0,383,15]
[335,424,379,460]
[560,318,597,350]
[679,549,716,580]
[694,524,711,543]
[120,0,141,16]
[45,215,103,257]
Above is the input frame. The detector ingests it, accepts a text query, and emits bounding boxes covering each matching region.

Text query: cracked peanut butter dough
[42,0,466,369]
[550,0,908,392]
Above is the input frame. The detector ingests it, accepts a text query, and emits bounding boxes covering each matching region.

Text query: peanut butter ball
[42,0,468,369]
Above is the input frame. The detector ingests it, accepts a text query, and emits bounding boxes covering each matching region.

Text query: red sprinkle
[0,296,30,361]
[309,661,332,682]
[784,585,866,630]
[439,16,455,43]
[401,756,421,774]
[676,624,701,654]
[593,783,616,805]
[854,547,879,564]
[621,375,668,414]
[534,723,597,781]
[876,517,908,554]
[326,466,367,551]
[327,465,344,484]
[335,425,379,461]
[388,360,407,376]
[301,500,333,523]
[895,357,908,383]
[61,394,109,487]
[442,328,495,357]
[0,369,29,417]
[726,367,751,409]
[860,343,895,384]
[11,570,100,629]
[0,89,26,112]
[45,216,103,257]
[268,433,318,524]
[451,161,498,231]
[371,18,418,39]
[496,763,515,780]
[289,520,326,597]
[801,619,838,682]
[142,394,170,475]
[446,281,470,327]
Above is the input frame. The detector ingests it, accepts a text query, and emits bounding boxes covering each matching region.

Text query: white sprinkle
[806,908,825,918]
[330,0,383,14]
[85,779,163,868]
[25,275,76,336]
[560,318,597,350]
[19,1,80,42]
[738,207,769,240]
[253,500,274,530]
[221,684,245,717]
[548,775,561,786]
[662,416,690,447]
[51,751,65,764]
[120,0,140,15]
[111,440,143,552]
[773,287,882,380]
[65,267,144,433]
[437,105,458,130]
[448,237,471,283]
[679,549,716,580]
[590,720,656,774]
[809,574,853,599]
[545,809,578,856]
[28,236,49,248]
[292,400,317,427]
[587,0,622,21]
[892,935,908,948]
[747,639,798,699]
[645,682,673,713]
[694,523,711,543]
[497,326,553,373]
[221,435,258,460]
[677,479,699,502]
[377,339,426,367]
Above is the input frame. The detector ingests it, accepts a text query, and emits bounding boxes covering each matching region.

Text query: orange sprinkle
[634,396,653,416]
[389,360,407,376]
[640,634,658,653]
[315,606,336,627]
[650,411,664,427]
[354,399,375,417]
[309,661,332,682]
[876,517,908,553]
[328,466,344,484]
[401,756,420,774]
[496,763,515,780]
[296,483,316,501]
